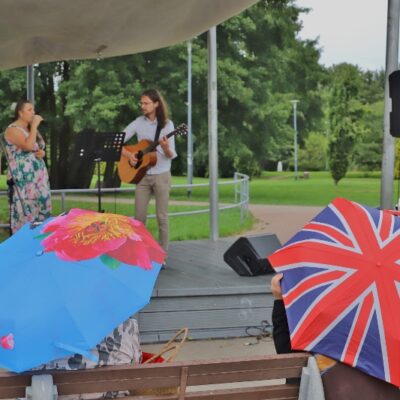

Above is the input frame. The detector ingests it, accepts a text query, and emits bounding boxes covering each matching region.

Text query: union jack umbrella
[268,197,400,387]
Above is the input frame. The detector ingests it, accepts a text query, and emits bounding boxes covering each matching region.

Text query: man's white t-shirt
[123,116,177,175]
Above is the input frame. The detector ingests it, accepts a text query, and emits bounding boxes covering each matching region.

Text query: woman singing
[4,100,51,233]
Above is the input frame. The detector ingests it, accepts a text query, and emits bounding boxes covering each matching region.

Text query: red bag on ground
[141,351,165,363]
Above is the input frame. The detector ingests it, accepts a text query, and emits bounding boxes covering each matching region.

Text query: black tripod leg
[95,159,103,213]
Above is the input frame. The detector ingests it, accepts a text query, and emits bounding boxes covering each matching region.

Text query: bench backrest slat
[0,353,308,398]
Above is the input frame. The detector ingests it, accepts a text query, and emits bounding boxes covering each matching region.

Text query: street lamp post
[187,40,193,198]
[27,65,34,104]
[208,27,219,241]
[291,100,299,180]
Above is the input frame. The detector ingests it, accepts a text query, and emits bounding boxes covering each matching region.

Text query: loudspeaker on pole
[389,69,400,137]
[223,233,281,276]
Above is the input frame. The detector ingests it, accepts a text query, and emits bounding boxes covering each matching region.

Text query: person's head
[14,100,34,123]
[140,89,169,128]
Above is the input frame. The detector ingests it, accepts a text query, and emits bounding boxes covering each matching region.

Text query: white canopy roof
[0,0,257,70]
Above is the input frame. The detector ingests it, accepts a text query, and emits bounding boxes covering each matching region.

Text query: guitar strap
[142,123,161,178]
[154,123,162,144]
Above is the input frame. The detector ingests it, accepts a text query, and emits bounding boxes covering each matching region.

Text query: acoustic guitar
[118,124,187,184]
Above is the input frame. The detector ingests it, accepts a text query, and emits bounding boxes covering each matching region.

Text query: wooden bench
[0,353,308,399]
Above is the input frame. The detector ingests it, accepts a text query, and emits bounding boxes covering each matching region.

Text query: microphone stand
[94,156,103,213]
[0,137,29,236]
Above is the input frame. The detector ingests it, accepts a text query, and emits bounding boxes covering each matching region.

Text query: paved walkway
[246,204,323,244]
[142,336,276,362]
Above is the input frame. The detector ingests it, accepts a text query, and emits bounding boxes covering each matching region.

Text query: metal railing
[0,173,249,229]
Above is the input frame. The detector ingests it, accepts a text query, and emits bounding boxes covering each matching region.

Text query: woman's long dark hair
[14,99,32,121]
[141,89,169,128]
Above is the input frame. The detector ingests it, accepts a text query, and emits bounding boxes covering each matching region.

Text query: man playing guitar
[122,89,176,254]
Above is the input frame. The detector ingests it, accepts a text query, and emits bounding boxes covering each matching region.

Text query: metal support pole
[381,0,400,209]
[187,40,193,198]
[208,27,219,241]
[61,192,66,213]
[291,100,299,180]
[26,65,34,104]
[95,158,103,213]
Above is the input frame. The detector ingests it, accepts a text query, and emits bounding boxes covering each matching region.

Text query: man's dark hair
[141,89,169,128]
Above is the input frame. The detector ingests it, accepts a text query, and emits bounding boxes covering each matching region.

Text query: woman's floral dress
[4,124,51,233]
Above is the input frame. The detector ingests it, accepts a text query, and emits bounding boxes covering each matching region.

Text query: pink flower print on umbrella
[1,334,14,350]
[40,209,166,270]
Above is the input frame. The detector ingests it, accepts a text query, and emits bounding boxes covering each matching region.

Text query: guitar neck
[144,130,178,154]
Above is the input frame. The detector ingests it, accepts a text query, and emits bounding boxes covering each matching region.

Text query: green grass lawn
[51,200,253,241]
[0,170,396,243]
[0,199,253,243]
[0,171,388,207]
[248,171,384,207]
[169,171,388,207]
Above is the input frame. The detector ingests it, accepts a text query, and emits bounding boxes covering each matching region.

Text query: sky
[295,0,388,71]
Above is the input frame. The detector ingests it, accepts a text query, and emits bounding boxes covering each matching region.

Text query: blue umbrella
[0,209,165,372]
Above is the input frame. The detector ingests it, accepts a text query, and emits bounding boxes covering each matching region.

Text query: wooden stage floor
[138,238,275,343]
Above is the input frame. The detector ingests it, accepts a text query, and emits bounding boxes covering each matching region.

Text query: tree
[0,68,26,132]
[192,0,325,177]
[299,132,328,171]
[351,70,384,171]
[351,101,384,171]
[0,68,27,174]
[328,64,363,184]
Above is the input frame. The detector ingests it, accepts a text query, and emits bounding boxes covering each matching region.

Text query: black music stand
[74,131,125,212]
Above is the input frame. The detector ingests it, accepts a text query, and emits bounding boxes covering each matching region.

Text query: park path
[58,195,322,243]
[245,204,323,243]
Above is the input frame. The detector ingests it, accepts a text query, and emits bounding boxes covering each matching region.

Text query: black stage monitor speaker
[389,70,400,137]
[224,234,282,276]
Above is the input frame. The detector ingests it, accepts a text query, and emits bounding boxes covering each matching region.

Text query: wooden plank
[0,386,26,399]
[141,327,260,342]
[168,384,298,400]
[0,373,30,398]
[141,294,274,313]
[152,239,272,297]
[49,370,301,396]
[182,354,309,373]
[49,353,308,383]
[139,308,271,331]
[155,286,268,297]
[122,384,299,400]
[0,354,307,398]
[155,270,269,290]
[139,238,276,341]
[0,374,30,385]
